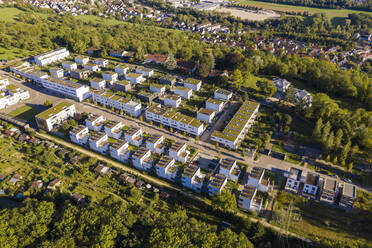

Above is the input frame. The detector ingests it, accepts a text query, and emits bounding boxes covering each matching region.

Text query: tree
[347,162,353,171]
[165,52,177,70]
[323,131,334,154]
[211,190,237,212]
[321,121,331,143]
[232,69,243,90]
[334,129,343,150]
[312,118,323,141]
[195,135,199,141]
[44,99,52,107]
[120,110,123,115]
[332,156,338,165]
[340,140,351,162]
[102,104,106,109]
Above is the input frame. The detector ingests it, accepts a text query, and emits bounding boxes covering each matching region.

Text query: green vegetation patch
[8,105,44,122]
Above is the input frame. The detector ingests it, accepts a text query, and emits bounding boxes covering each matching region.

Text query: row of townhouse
[211,101,260,149]
[145,104,204,136]
[34,48,70,66]
[91,90,142,117]
[0,80,30,109]
[10,62,49,84]
[284,167,356,211]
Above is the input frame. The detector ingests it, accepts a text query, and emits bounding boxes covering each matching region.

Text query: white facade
[102,71,118,82]
[155,156,177,180]
[91,91,142,117]
[206,98,224,112]
[145,134,164,154]
[110,140,130,162]
[132,147,153,171]
[0,78,9,90]
[284,168,302,193]
[218,158,240,182]
[302,173,319,197]
[125,73,145,84]
[214,89,232,101]
[197,108,215,123]
[40,77,90,102]
[75,56,89,65]
[174,87,192,99]
[35,102,76,131]
[136,67,154,77]
[85,114,106,131]
[164,95,181,108]
[238,185,261,212]
[104,120,123,139]
[90,78,106,90]
[34,48,70,66]
[95,58,109,67]
[10,62,49,84]
[49,67,64,78]
[114,65,129,75]
[181,165,205,193]
[208,174,227,196]
[183,78,202,91]
[89,132,109,154]
[150,85,165,94]
[247,167,269,192]
[69,125,89,145]
[125,127,143,146]
[0,86,30,110]
[62,61,77,71]
[83,63,100,72]
[168,142,189,163]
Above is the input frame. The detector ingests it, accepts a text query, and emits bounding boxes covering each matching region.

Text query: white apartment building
[114,64,129,75]
[181,165,205,193]
[208,174,227,196]
[238,185,261,212]
[183,78,202,91]
[91,90,142,117]
[89,131,109,154]
[75,56,89,65]
[135,67,154,77]
[164,94,181,108]
[218,158,241,182]
[174,87,192,99]
[35,102,76,131]
[150,84,165,94]
[104,120,123,139]
[109,140,130,162]
[85,114,106,131]
[146,134,164,154]
[90,78,106,90]
[62,61,77,71]
[168,142,189,163]
[0,85,30,109]
[206,98,224,112]
[34,48,70,66]
[10,62,49,84]
[83,63,100,72]
[302,172,319,198]
[95,58,109,67]
[247,167,270,192]
[155,155,177,181]
[40,77,90,102]
[69,125,89,145]
[320,178,338,205]
[124,127,143,146]
[197,108,215,123]
[125,73,145,84]
[132,147,153,171]
[214,89,232,101]
[211,101,260,149]
[49,67,64,78]
[284,168,303,193]
[339,183,356,211]
[0,78,9,90]
[145,104,204,136]
[102,71,118,82]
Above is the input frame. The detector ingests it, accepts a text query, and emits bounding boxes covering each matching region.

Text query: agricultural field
[216,7,280,21]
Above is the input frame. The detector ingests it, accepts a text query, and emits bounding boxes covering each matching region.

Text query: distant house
[110,140,130,162]
[150,84,165,94]
[70,69,90,80]
[238,185,262,212]
[62,61,77,71]
[208,174,227,196]
[155,155,177,181]
[206,98,224,112]
[144,54,167,64]
[218,158,240,182]
[135,67,154,77]
[31,180,43,189]
[302,172,319,198]
[320,178,338,205]
[111,80,132,92]
[146,134,164,154]
[183,78,202,91]
[174,87,192,99]
[177,60,198,73]
[284,168,302,193]
[164,94,181,108]
[47,179,61,190]
[125,127,143,146]
[95,58,109,67]
[197,108,215,123]
[109,50,127,58]
[87,48,102,57]
[181,165,205,193]
[114,64,130,76]
[125,73,145,84]
[168,142,189,163]
[214,89,232,101]
[90,78,106,90]
[159,75,176,86]
[94,164,110,175]
[72,193,86,204]
[83,63,100,72]
[102,71,118,82]
[75,56,89,65]
[69,125,89,145]
[49,67,64,78]
[273,78,291,93]
[294,89,312,106]
[132,147,153,171]
[85,114,106,131]
[247,167,270,192]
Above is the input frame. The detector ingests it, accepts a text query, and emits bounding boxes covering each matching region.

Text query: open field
[8,104,44,122]
[236,1,372,18]
[0,7,24,22]
[74,15,123,25]
[217,7,280,21]
[0,47,33,61]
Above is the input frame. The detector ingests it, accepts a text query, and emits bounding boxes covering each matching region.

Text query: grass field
[8,105,44,122]
[237,0,372,18]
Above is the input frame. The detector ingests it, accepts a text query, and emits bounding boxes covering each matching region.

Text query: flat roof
[147,134,162,144]
[343,183,356,198]
[198,108,215,115]
[209,174,226,189]
[240,185,256,200]
[184,78,201,85]
[305,172,318,185]
[36,102,74,120]
[110,139,128,151]
[132,147,149,159]
[156,155,173,168]
[323,178,337,192]
[89,131,106,142]
[86,114,103,123]
[48,77,83,89]
[175,86,191,92]
[288,167,302,181]
[169,142,186,152]
[70,125,87,135]
[105,120,120,129]
[250,167,264,180]
[207,98,223,105]
[165,94,181,101]
[220,158,236,170]
[182,164,199,178]
[215,88,231,95]
[126,127,141,136]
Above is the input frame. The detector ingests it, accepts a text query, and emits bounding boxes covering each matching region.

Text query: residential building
[49,67,64,78]
[0,78,9,90]
[83,63,100,72]
[339,183,356,211]
[294,89,312,106]
[206,98,224,112]
[144,54,167,64]
[146,134,164,154]
[248,167,270,192]
[208,174,227,196]
[214,89,232,100]
[110,139,130,162]
[181,164,205,193]
[109,50,127,58]
[75,55,89,64]
[302,172,319,198]
[197,108,215,123]
[102,71,118,82]
[273,78,291,93]
[0,85,30,109]
[169,142,189,163]
[111,80,132,92]
[39,77,90,102]
[155,155,177,180]
[164,94,181,108]
[125,73,145,84]
[219,158,241,182]
[70,69,90,80]
[95,164,110,175]
[150,84,165,94]
[85,114,106,131]
[95,58,109,67]
[320,178,338,205]
[47,179,61,190]
[211,101,260,149]
[89,131,109,154]
[159,75,176,86]
[62,61,77,71]
[174,86,192,99]
[114,64,130,75]
[135,67,154,77]
[104,120,123,139]
[34,48,70,66]
[132,147,153,171]
[145,104,204,136]
[69,125,89,145]
[284,168,302,193]
[183,78,202,91]
[138,91,158,103]
[86,47,102,57]
[9,62,49,84]
[91,90,142,117]
[238,185,262,212]
[90,77,106,90]
[35,102,76,131]
[125,127,143,146]
[9,173,23,185]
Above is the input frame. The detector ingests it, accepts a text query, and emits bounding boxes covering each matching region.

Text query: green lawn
[237,0,371,18]
[74,15,124,25]
[0,7,24,22]
[8,105,44,122]
[0,46,34,61]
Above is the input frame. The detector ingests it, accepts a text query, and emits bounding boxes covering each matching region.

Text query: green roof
[207,98,223,105]
[185,78,201,85]
[36,102,73,120]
